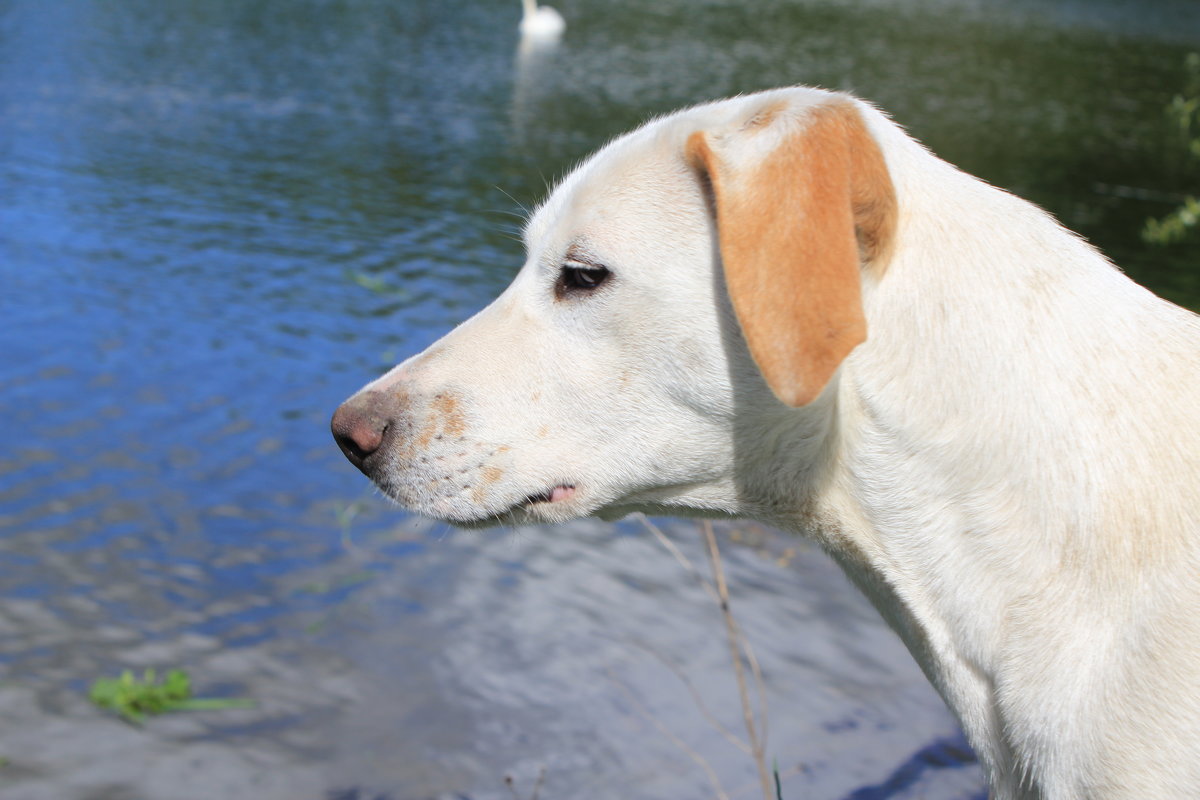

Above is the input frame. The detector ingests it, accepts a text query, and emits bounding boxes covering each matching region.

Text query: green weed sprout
[88,668,254,725]
[1144,53,1200,246]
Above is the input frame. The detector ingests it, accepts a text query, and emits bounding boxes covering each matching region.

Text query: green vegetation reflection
[89,668,254,725]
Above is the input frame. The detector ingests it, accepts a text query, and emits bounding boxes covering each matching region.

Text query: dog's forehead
[523,86,848,254]
[524,125,693,251]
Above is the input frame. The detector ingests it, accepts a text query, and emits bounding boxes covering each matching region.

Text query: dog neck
[774,113,1200,798]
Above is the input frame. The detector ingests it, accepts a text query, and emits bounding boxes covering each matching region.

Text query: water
[1,1,1198,798]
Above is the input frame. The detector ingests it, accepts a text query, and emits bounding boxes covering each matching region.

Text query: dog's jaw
[362,425,593,527]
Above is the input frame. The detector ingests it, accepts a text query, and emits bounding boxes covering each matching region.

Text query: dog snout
[331,390,397,474]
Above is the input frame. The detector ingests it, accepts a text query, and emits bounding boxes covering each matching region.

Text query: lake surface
[2,1,1198,798]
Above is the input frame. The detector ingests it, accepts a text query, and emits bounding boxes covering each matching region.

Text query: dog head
[332,87,896,526]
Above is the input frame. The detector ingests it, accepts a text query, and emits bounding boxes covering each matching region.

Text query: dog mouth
[444,483,578,530]
[520,484,576,507]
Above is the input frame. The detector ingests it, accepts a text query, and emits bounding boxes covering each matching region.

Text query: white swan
[519,0,565,39]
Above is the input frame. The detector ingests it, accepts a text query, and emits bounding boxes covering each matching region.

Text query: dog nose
[331,391,390,473]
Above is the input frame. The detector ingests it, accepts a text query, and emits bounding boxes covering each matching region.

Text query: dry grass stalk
[634,513,775,800]
[605,668,732,800]
[625,637,751,755]
[504,766,546,800]
[702,519,774,800]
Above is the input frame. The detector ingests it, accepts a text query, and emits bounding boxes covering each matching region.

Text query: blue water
[1,1,1197,798]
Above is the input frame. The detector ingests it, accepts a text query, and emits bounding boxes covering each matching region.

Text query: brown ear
[687,100,896,407]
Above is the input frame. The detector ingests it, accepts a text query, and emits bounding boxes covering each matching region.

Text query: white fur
[341,87,1200,798]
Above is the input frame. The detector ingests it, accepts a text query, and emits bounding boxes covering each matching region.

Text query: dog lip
[522,490,554,505]
[520,484,576,507]
[432,484,580,530]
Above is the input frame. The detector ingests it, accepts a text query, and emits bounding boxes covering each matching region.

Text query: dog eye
[556,264,610,297]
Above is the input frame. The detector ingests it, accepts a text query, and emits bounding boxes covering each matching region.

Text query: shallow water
[1,1,1198,798]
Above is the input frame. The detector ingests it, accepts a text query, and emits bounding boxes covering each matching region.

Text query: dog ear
[687,99,896,407]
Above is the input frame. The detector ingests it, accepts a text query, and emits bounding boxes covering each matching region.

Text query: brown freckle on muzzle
[432,392,467,437]
[411,391,469,451]
[471,465,505,503]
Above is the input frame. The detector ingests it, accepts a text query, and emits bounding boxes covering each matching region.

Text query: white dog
[332,86,1200,799]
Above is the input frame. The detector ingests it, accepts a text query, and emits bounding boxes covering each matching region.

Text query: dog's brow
[563,243,606,268]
